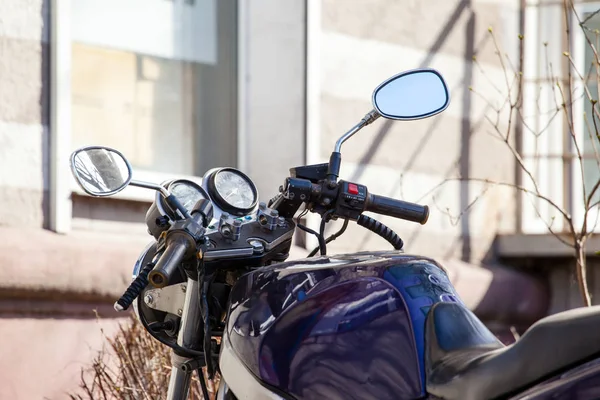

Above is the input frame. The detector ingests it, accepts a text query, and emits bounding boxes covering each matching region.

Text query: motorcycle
[70,68,600,400]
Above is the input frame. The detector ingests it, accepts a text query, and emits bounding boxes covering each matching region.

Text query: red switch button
[348,183,359,195]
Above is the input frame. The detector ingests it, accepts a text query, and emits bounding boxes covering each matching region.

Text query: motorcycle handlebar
[365,193,429,225]
[148,239,189,288]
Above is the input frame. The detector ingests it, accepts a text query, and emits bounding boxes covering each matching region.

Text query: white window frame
[49,0,72,234]
[237,0,249,174]
[304,0,323,250]
[50,0,243,233]
[521,1,567,234]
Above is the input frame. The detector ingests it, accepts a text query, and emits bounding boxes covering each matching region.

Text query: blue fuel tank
[219,251,466,400]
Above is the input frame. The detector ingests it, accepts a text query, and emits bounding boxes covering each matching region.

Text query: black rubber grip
[114,262,154,311]
[365,193,429,224]
[148,241,188,288]
[357,215,404,250]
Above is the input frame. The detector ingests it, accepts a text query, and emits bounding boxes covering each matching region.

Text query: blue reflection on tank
[383,261,465,391]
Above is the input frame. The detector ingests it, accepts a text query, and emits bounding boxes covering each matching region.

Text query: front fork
[166,278,203,400]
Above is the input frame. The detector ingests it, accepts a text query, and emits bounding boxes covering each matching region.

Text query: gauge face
[210,169,258,214]
[169,181,208,213]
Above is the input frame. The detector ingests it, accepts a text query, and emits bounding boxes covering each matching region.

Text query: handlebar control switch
[257,202,280,231]
[335,180,368,220]
[219,213,243,241]
[271,177,314,218]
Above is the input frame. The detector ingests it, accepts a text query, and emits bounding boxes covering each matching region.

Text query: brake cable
[308,218,349,257]
[296,208,327,255]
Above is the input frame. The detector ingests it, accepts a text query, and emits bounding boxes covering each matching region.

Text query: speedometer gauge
[207,168,258,216]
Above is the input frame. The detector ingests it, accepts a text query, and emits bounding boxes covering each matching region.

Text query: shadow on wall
[350,0,485,262]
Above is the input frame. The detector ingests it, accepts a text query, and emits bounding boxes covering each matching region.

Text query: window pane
[582,12,600,204]
[70,0,237,176]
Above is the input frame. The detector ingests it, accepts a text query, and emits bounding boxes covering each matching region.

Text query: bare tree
[426,0,600,307]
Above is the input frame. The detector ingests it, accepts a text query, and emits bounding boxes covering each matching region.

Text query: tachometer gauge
[145,179,210,239]
[207,168,258,216]
[168,181,209,213]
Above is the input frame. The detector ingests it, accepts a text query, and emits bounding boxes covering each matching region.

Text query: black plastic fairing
[290,163,329,182]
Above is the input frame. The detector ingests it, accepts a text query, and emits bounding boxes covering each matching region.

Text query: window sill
[70,168,205,203]
[496,233,600,258]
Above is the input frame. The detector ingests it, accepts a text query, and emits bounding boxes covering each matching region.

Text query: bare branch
[590,198,600,209]
[564,53,600,122]
[573,3,600,67]
[587,176,600,208]
[591,206,600,234]
[581,8,600,27]
[472,58,505,96]
[489,28,514,99]
[556,80,588,206]
[584,112,600,171]
[418,177,573,231]
[518,107,561,138]
[524,191,575,248]
[432,185,492,226]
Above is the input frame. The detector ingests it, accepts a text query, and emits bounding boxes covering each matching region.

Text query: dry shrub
[69,315,220,400]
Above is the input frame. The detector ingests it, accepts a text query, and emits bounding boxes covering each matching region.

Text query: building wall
[497,234,600,312]
[0,0,49,229]
[0,2,124,399]
[0,0,307,398]
[547,259,600,311]
[315,0,521,263]
[243,0,307,199]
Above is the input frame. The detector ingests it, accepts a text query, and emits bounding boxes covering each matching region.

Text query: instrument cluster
[144,167,294,268]
[145,168,259,239]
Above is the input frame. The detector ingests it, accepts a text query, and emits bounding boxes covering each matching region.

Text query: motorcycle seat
[425,302,600,400]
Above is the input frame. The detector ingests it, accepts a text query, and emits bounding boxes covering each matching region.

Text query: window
[71,0,237,179]
[581,14,600,205]
[521,2,600,234]
[71,44,199,176]
[573,4,600,229]
[50,0,238,233]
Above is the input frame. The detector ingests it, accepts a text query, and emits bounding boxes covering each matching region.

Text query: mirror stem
[130,180,171,197]
[328,110,381,180]
[165,194,192,220]
[130,180,191,219]
[333,110,380,153]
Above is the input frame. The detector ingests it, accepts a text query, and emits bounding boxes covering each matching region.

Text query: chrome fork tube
[166,278,203,400]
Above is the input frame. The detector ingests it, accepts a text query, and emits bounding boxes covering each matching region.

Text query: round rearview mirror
[70,146,133,197]
[372,68,450,120]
